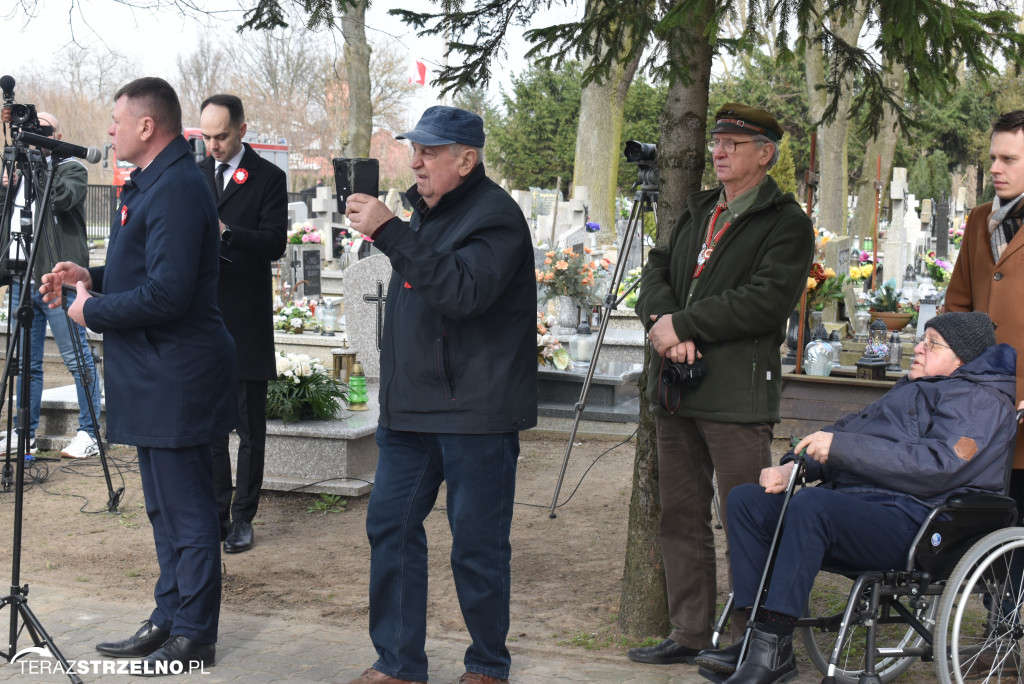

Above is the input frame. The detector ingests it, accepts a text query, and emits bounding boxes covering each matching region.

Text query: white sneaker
[0,432,36,455]
[61,431,98,459]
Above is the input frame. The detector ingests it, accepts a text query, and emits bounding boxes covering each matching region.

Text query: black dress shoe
[224,520,254,553]
[627,637,701,664]
[95,620,170,658]
[724,627,797,684]
[138,634,215,677]
[696,640,745,675]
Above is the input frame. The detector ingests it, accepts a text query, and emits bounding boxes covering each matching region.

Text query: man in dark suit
[41,77,235,674]
[199,94,287,554]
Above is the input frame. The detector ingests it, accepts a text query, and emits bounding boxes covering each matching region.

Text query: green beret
[711,103,783,142]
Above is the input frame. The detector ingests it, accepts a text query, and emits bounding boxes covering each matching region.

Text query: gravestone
[288,201,308,224]
[384,188,403,215]
[341,254,392,379]
[281,245,323,300]
[822,235,853,321]
[510,190,533,224]
[886,168,911,288]
[934,197,950,259]
[302,249,321,296]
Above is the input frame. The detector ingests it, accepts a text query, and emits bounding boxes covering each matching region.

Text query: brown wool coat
[946,201,1024,467]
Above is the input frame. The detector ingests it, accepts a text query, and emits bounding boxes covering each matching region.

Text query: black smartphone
[333,157,380,213]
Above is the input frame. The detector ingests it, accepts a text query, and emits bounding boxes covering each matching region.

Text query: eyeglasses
[915,335,952,352]
[707,139,756,154]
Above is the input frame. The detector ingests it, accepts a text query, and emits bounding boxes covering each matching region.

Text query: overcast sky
[4,0,580,111]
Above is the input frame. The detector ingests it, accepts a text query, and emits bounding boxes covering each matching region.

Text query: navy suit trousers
[138,444,222,643]
[727,483,922,619]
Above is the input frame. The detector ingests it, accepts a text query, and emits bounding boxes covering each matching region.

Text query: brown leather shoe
[458,673,509,684]
[340,667,415,683]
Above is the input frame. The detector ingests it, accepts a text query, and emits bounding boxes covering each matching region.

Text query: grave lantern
[569,320,595,369]
[828,330,843,368]
[321,298,339,336]
[887,331,903,373]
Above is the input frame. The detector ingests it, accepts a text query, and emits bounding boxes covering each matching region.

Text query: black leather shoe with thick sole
[224,520,254,554]
[725,628,798,684]
[138,634,215,677]
[95,620,170,658]
[696,639,745,675]
[626,637,701,664]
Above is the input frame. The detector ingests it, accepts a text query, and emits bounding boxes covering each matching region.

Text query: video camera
[624,139,658,191]
[1,75,51,138]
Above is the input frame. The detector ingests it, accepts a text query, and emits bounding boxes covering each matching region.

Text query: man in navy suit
[41,77,236,675]
[199,94,287,554]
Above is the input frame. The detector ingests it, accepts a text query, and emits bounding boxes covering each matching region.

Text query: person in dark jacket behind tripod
[695,311,1017,684]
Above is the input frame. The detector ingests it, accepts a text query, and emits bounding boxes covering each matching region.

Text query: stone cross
[362,281,387,351]
[341,253,393,379]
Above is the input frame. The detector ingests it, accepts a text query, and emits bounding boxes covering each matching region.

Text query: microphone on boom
[15,130,102,164]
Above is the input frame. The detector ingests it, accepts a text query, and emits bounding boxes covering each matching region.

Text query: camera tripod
[0,137,116,683]
[548,183,656,517]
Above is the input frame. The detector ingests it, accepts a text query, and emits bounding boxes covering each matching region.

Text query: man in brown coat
[946,108,1024,484]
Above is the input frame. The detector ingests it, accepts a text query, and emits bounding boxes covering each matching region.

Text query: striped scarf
[989,193,1024,262]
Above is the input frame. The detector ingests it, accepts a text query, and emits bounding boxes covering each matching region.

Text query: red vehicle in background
[106,127,289,192]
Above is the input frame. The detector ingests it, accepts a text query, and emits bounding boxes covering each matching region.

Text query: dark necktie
[215,163,229,199]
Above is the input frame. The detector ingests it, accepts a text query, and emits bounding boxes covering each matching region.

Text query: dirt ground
[0,434,935,682]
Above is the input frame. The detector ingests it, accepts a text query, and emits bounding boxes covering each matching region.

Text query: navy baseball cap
[396,106,485,147]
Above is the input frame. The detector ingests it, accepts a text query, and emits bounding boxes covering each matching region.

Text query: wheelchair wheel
[801,570,935,684]
[935,527,1024,684]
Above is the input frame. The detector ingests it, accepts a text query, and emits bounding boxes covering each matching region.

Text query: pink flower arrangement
[288,222,323,245]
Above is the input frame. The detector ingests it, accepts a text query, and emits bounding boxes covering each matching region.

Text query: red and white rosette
[232,168,248,185]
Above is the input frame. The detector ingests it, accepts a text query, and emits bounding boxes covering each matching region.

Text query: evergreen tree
[908,153,933,200]
[488,63,583,191]
[770,136,798,197]
[928,150,952,201]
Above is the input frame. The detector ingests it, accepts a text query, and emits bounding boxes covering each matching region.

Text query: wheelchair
[707,417,1024,684]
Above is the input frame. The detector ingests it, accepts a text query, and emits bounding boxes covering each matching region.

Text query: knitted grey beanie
[925,311,997,364]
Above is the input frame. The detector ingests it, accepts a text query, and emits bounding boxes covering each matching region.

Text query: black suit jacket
[201,144,288,381]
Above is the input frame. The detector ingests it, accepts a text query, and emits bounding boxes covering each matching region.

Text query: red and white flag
[409,60,427,86]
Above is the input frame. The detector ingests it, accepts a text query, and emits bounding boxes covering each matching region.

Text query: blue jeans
[366,427,519,681]
[10,281,101,439]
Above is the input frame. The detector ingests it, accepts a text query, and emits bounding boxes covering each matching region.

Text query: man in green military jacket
[629,103,815,665]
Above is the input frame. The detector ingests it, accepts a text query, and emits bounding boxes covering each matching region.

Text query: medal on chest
[120,204,128,226]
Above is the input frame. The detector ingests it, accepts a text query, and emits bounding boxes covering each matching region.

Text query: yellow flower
[849,266,862,280]
[862,264,873,276]
[807,276,818,290]
[824,267,836,278]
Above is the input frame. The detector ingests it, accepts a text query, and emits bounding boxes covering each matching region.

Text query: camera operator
[628,103,814,665]
[1,111,102,458]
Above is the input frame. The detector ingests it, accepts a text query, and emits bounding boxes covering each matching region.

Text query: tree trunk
[617,0,713,639]
[572,50,641,233]
[849,61,903,244]
[805,0,866,237]
[342,0,372,158]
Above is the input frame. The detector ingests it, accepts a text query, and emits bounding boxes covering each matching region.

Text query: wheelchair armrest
[945,493,1017,510]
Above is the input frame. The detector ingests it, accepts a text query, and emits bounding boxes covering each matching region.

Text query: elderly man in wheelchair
[695,311,1021,684]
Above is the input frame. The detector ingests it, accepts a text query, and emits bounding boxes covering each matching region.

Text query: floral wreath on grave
[806,262,848,312]
[535,246,611,307]
[537,312,572,371]
[922,250,952,289]
[266,351,349,424]
[288,222,323,245]
[274,299,315,334]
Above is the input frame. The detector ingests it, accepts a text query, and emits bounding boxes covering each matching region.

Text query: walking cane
[701,454,807,683]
